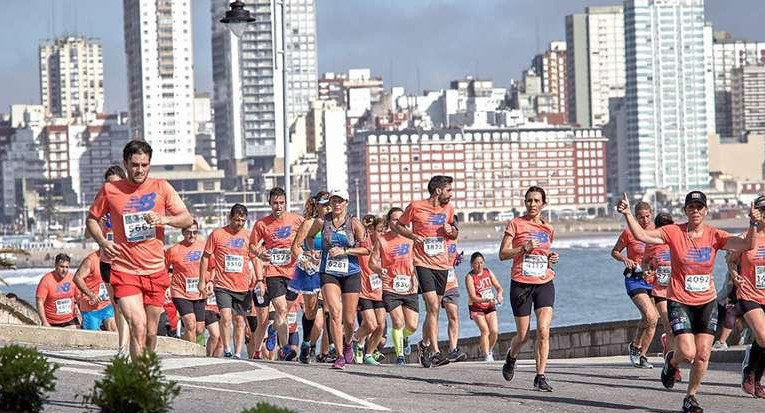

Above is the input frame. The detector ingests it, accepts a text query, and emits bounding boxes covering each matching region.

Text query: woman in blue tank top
[304,189,369,370]
[290,191,331,363]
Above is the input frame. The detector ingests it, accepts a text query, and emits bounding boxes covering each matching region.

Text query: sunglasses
[183,230,199,235]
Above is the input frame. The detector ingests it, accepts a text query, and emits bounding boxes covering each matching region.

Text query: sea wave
[0,268,49,286]
[460,235,615,255]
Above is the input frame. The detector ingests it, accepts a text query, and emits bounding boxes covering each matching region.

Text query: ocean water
[0,235,730,343]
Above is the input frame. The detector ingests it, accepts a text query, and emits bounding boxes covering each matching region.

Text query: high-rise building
[566,6,625,128]
[712,32,765,137]
[732,65,765,138]
[211,0,318,187]
[39,36,104,119]
[123,0,195,166]
[623,0,710,192]
[532,42,568,120]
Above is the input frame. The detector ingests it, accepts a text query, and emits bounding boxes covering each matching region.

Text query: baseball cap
[684,191,707,208]
[329,189,350,201]
[314,192,330,205]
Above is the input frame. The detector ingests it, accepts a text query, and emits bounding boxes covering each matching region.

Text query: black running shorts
[667,299,718,336]
[509,280,555,317]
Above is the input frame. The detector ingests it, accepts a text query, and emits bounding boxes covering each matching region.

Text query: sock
[745,342,761,377]
[403,328,414,338]
[302,314,315,343]
[753,341,765,382]
[392,328,404,357]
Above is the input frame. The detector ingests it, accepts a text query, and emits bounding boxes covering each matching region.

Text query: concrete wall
[0,293,41,325]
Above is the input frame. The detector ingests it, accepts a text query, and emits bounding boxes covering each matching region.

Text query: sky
[0,0,763,113]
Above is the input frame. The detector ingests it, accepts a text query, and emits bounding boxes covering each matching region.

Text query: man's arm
[72,256,98,304]
[390,221,423,243]
[35,297,49,326]
[617,194,664,244]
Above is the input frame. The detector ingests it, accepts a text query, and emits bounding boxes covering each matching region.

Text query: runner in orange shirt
[86,141,192,357]
[353,215,386,365]
[465,252,503,362]
[198,203,252,359]
[618,191,760,413]
[391,175,458,368]
[166,220,206,343]
[499,186,559,392]
[72,250,116,331]
[35,254,78,328]
[442,238,467,362]
[250,187,304,361]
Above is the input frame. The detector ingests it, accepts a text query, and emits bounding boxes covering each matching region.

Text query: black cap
[684,191,707,208]
[654,212,674,228]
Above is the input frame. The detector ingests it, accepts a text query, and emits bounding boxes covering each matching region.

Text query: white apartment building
[314,103,348,195]
[211,0,318,186]
[532,41,568,118]
[566,6,625,127]
[712,32,765,137]
[732,65,765,138]
[123,0,195,166]
[39,36,104,119]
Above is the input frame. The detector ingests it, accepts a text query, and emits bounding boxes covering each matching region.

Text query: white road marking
[165,369,285,384]
[44,349,116,358]
[160,357,237,370]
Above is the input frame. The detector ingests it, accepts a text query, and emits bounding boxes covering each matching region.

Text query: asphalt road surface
[38,349,764,412]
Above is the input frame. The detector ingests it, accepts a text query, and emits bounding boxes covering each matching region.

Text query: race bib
[287,312,298,325]
[447,269,457,284]
[393,275,412,293]
[97,283,109,300]
[656,266,671,286]
[756,266,765,289]
[123,212,155,243]
[55,298,73,315]
[522,254,548,277]
[423,237,445,257]
[206,294,217,306]
[325,255,349,275]
[224,255,244,273]
[684,274,710,292]
[185,277,199,294]
[480,289,495,300]
[369,273,382,290]
[269,248,292,267]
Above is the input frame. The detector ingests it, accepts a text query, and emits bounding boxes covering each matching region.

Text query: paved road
[40,350,763,412]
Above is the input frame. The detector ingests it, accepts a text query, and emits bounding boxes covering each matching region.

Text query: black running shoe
[298,342,311,364]
[418,341,432,368]
[534,374,553,392]
[502,349,517,381]
[446,347,467,362]
[430,352,450,367]
[661,351,678,389]
[682,395,703,413]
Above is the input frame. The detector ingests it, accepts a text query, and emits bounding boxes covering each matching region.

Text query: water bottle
[255,287,265,305]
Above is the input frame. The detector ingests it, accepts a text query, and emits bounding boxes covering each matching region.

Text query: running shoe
[331,356,346,370]
[298,342,311,364]
[742,372,756,397]
[353,343,364,364]
[116,346,129,359]
[502,349,517,381]
[224,351,234,359]
[363,354,381,365]
[661,351,678,389]
[429,352,450,367]
[251,351,262,360]
[681,395,703,413]
[343,343,354,364]
[328,344,337,358]
[316,353,327,363]
[712,340,728,350]
[265,325,277,351]
[485,352,495,362]
[636,355,653,369]
[373,349,386,363]
[446,348,467,363]
[418,341,432,368]
[754,382,765,398]
[403,336,411,356]
[279,345,297,361]
[396,356,406,366]
[309,345,317,362]
[533,374,553,392]
[628,343,640,366]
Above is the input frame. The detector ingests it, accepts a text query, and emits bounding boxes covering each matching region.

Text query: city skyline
[0,0,762,113]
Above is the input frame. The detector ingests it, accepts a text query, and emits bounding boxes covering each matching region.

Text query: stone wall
[0,293,40,325]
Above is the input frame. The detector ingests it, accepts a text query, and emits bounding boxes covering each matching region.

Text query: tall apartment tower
[732,65,765,138]
[123,0,195,166]
[623,0,710,192]
[712,32,765,137]
[532,41,568,119]
[565,6,625,128]
[211,0,318,187]
[39,36,104,119]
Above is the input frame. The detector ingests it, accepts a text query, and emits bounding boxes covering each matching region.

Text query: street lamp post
[354,178,360,216]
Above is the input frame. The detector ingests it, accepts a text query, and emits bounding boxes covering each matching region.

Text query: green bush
[0,344,59,413]
[84,351,180,413]
[240,403,298,413]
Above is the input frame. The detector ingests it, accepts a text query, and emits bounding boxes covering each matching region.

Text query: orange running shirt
[250,213,304,279]
[658,223,729,306]
[204,226,251,293]
[359,237,383,301]
[378,232,418,295]
[36,271,77,324]
[644,243,671,299]
[618,228,646,264]
[166,239,206,300]
[88,178,187,276]
[737,235,765,305]
[505,217,555,284]
[445,240,460,291]
[398,200,455,270]
[77,252,110,313]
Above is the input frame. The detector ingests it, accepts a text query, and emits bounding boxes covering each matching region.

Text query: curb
[0,324,205,356]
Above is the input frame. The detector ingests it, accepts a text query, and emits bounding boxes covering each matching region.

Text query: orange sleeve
[88,186,109,220]
[399,202,414,227]
[162,180,187,215]
[658,226,673,244]
[35,277,48,300]
[504,220,516,238]
[203,231,216,256]
[249,221,264,250]
[714,228,732,250]
[164,247,173,270]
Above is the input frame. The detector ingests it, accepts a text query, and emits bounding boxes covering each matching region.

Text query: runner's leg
[631,293,658,356]
[444,301,459,352]
[322,283,344,354]
[535,306,553,375]
[486,311,499,354]
[118,294,147,357]
[687,333,713,396]
[144,304,163,352]
[341,292,360,347]
[181,313,197,342]
[510,315,531,358]
[233,315,246,356]
[219,308,234,353]
[206,321,221,357]
[473,314,490,356]
[422,291,440,352]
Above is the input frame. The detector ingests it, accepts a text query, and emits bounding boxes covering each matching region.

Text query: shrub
[0,344,59,413]
[240,403,298,413]
[83,351,180,413]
